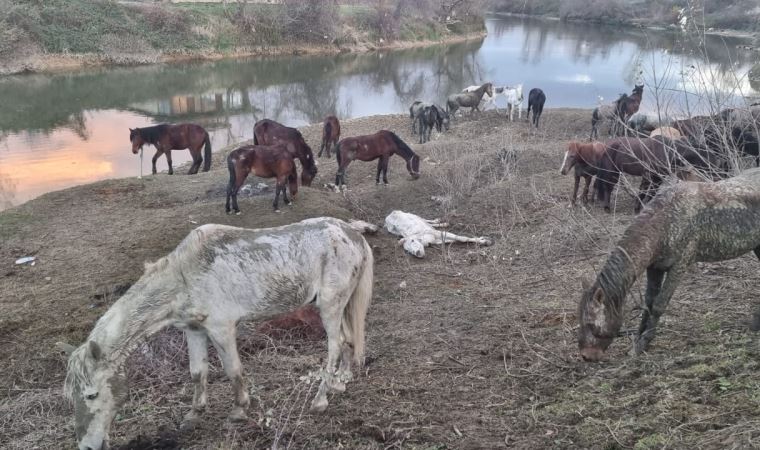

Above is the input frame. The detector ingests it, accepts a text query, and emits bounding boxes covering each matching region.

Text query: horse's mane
[136,124,169,144]
[64,346,91,401]
[386,131,417,161]
[596,249,636,312]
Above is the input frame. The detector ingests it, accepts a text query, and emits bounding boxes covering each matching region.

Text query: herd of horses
[67,83,760,450]
[562,84,760,213]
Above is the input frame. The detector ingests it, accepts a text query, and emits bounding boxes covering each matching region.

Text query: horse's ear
[129,128,134,132]
[592,288,605,306]
[88,340,103,361]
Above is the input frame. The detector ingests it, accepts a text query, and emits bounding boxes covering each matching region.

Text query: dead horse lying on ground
[578,168,760,361]
[59,218,376,450]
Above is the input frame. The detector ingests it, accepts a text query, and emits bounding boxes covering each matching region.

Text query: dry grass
[2,108,760,449]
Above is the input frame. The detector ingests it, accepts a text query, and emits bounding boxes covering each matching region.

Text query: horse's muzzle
[579,346,605,362]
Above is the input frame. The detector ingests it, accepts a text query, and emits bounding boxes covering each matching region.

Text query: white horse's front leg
[432,231,493,246]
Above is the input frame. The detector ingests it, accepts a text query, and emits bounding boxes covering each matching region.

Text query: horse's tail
[341,238,373,366]
[387,131,417,160]
[203,133,212,172]
[253,133,259,146]
[320,120,331,155]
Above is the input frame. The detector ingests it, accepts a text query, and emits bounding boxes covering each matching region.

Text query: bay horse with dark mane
[129,123,211,175]
[225,143,299,214]
[594,137,708,213]
[253,119,317,186]
[616,84,644,135]
[560,141,606,206]
[318,115,341,159]
[579,168,760,361]
[335,130,420,187]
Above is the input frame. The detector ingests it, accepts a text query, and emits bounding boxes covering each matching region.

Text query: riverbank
[3,109,760,449]
[491,0,759,42]
[0,0,486,75]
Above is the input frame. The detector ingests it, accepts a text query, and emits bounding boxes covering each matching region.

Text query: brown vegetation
[3,109,760,448]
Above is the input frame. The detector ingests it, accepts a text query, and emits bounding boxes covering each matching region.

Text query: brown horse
[225,143,299,214]
[594,137,683,213]
[616,84,644,135]
[253,119,317,186]
[578,168,760,361]
[446,83,494,117]
[129,123,211,175]
[560,141,607,206]
[335,130,420,187]
[318,115,341,159]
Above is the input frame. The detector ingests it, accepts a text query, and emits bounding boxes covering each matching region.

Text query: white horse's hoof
[235,211,241,216]
[328,380,346,393]
[181,411,202,431]
[274,209,281,213]
[310,398,328,413]
[228,407,248,423]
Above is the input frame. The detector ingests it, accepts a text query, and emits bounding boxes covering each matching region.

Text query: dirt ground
[2,109,760,449]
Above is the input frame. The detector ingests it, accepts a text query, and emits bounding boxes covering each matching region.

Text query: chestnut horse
[560,141,606,206]
[129,123,211,175]
[335,130,420,187]
[318,115,341,159]
[253,119,317,186]
[225,143,299,214]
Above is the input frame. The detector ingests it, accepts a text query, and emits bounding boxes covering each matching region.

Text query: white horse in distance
[463,84,523,120]
[60,218,376,450]
[384,210,492,258]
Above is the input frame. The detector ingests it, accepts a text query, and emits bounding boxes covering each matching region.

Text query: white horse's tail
[341,240,373,366]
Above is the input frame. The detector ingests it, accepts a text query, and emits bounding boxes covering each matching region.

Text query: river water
[0,15,757,210]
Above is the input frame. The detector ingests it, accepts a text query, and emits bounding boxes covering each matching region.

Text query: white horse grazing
[384,210,493,258]
[60,218,375,450]
[503,84,523,121]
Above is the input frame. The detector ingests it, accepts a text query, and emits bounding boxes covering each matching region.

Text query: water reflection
[0,15,756,210]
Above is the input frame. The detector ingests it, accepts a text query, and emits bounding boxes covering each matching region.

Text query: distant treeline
[0,0,485,74]
[489,0,760,32]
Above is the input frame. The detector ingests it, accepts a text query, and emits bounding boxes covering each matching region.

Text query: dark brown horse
[225,143,299,214]
[560,141,607,206]
[578,168,760,361]
[335,130,420,187]
[594,137,698,213]
[253,119,317,186]
[318,115,341,159]
[615,85,644,134]
[129,123,211,175]
[446,83,494,117]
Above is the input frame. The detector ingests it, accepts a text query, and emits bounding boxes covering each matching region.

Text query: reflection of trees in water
[0,171,16,210]
[489,16,757,72]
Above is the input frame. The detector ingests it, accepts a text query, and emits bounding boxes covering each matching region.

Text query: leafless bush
[136,4,190,34]
[281,0,339,42]
[558,0,626,22]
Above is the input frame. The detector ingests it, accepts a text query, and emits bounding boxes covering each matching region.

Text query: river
[0,15,757,210]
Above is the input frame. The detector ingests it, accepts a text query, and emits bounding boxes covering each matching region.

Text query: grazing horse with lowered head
[410,101,449,134]
[447,83,493,117]
[129,123,211,175]
[417,105,441,144]
[384,210,492,258]
[335,130,420,187]
[527,88,546,128]
[253,119,317,186]
[578,168,760,361]
[560,141,607,206]
[318,115,341,159]
[225,143,299,214]
[503,84,524,122]
[60,218,375,450]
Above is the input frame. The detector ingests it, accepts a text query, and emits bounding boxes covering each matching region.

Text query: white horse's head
[63,341,127,450]
[399,237,426,258]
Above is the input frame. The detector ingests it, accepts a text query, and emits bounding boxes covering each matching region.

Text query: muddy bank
[3,109,760,449]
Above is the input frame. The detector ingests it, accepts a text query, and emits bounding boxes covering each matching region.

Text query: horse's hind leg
[181,330,209,430]
[375,159,384,184]
[381,156,390,185]
[311,292,351,412]
[207,324,249,421]
[188,147,202,174]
